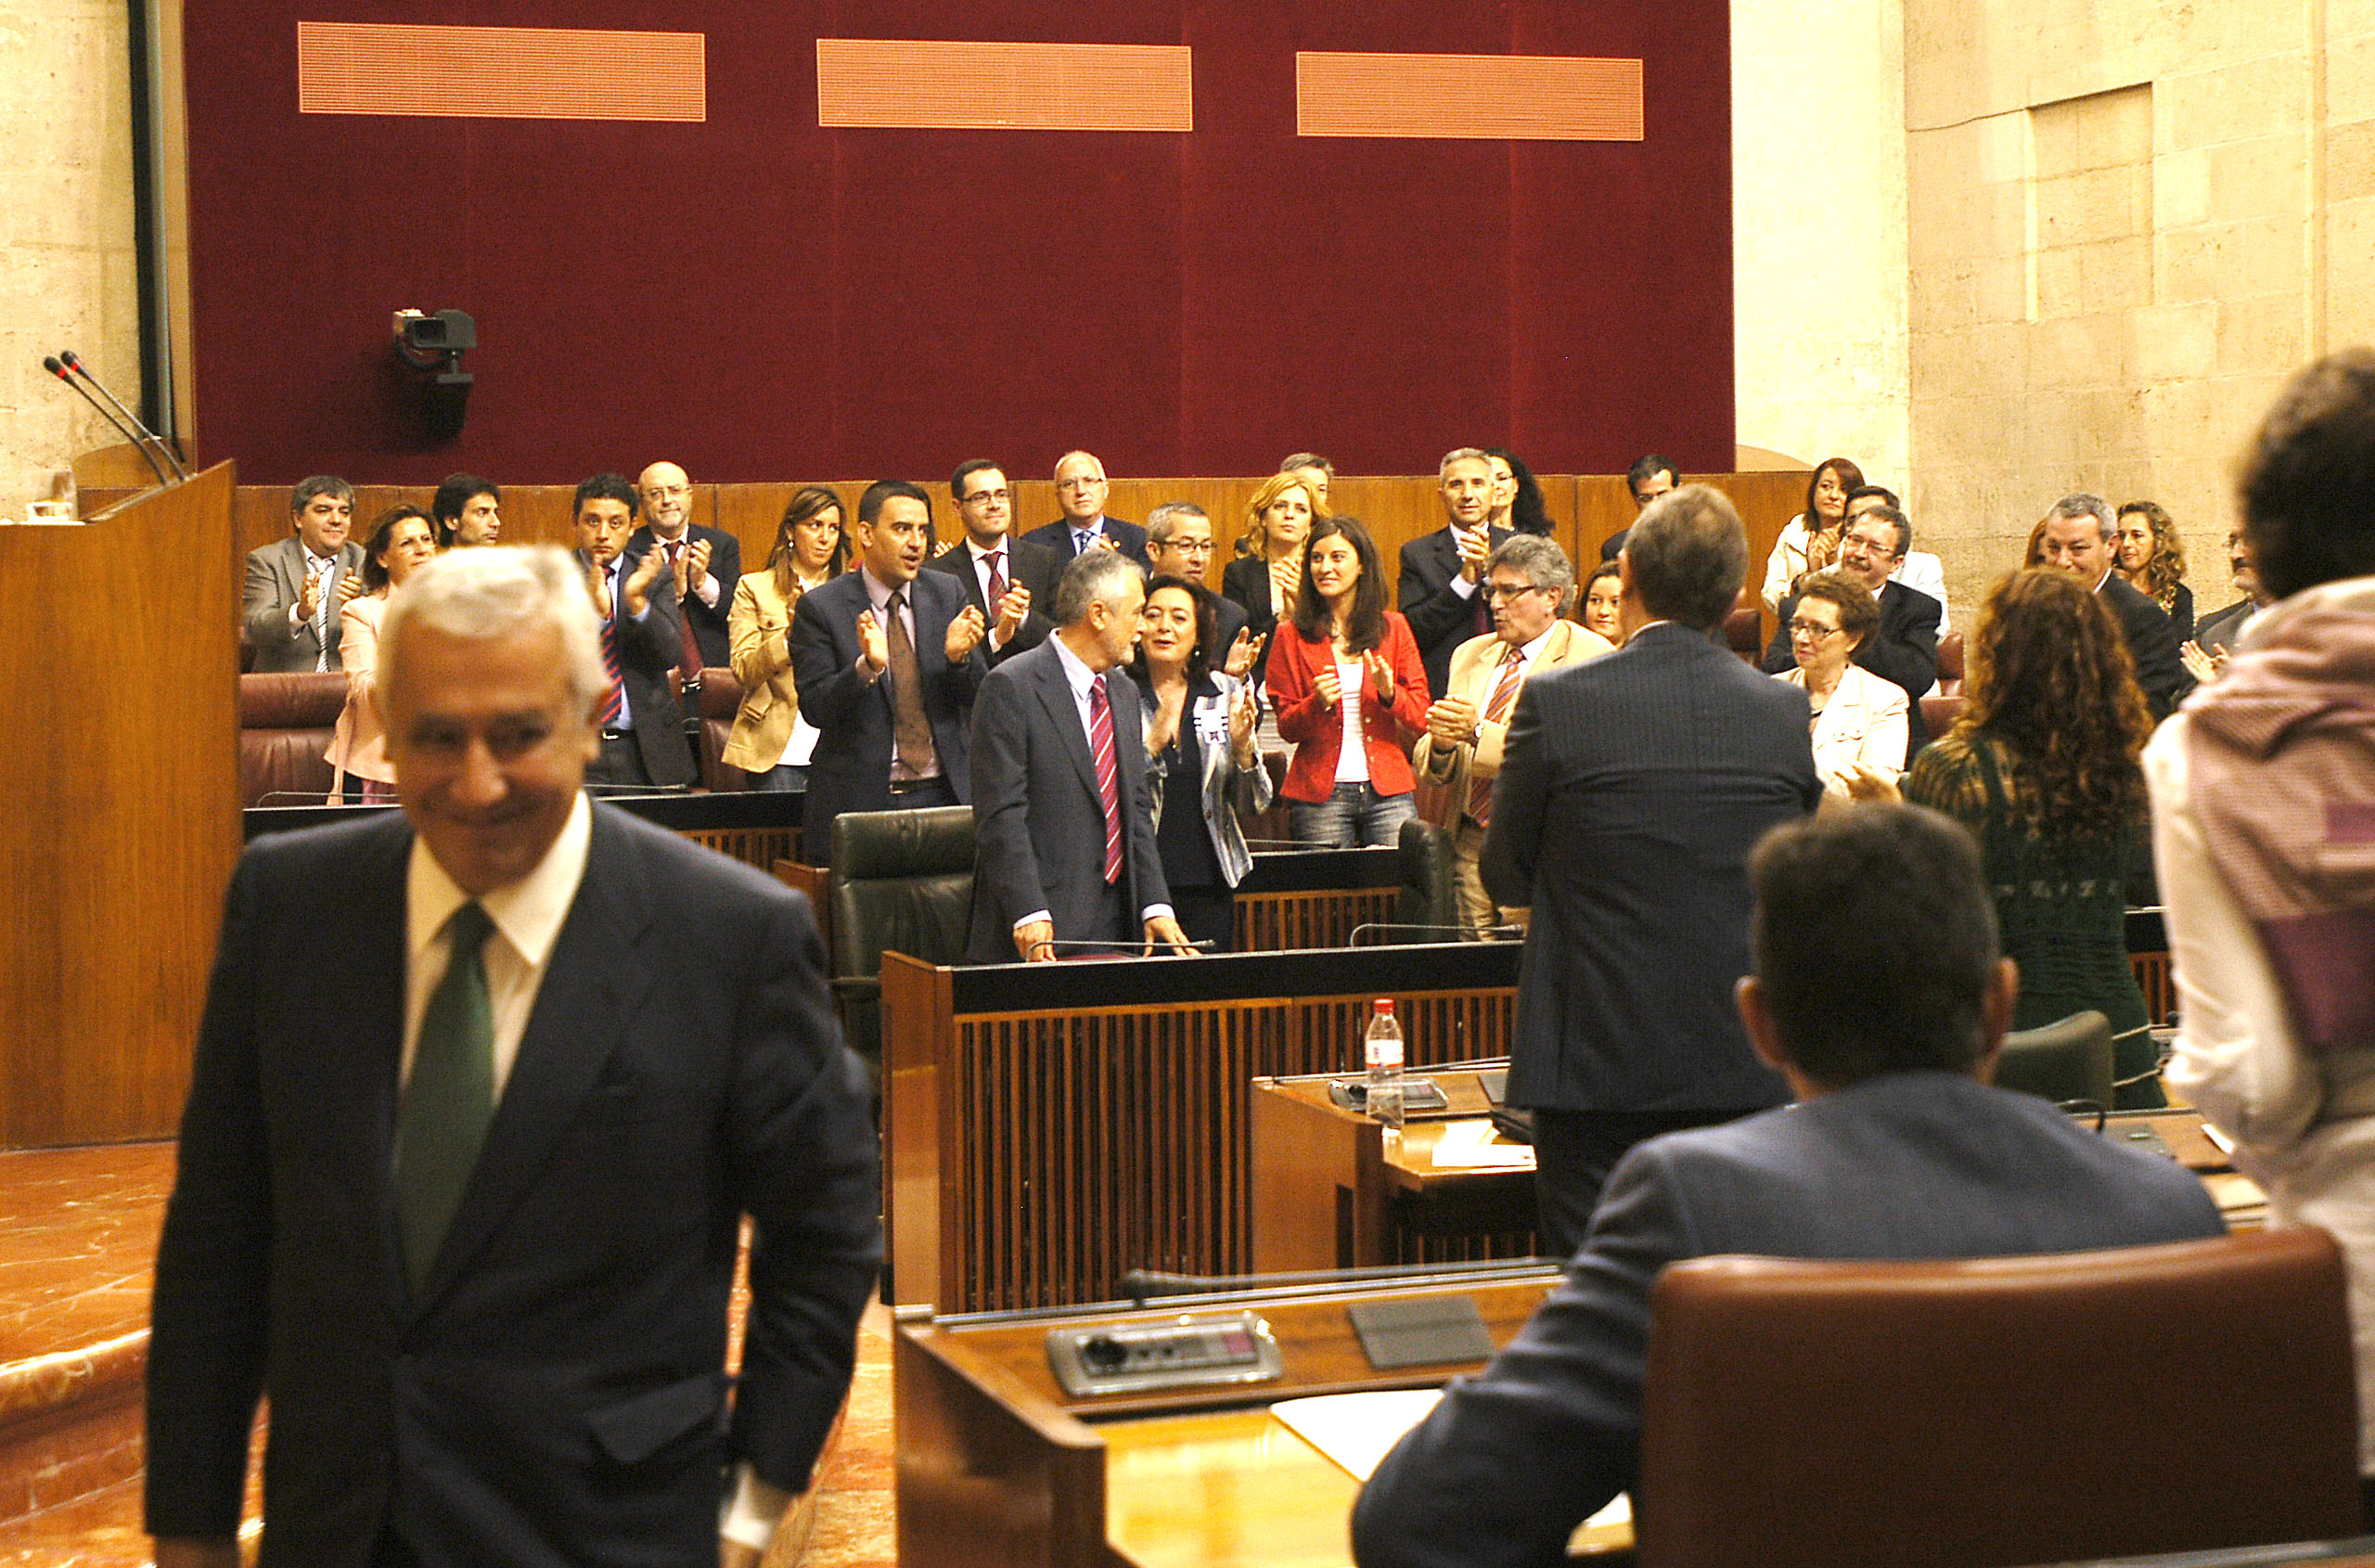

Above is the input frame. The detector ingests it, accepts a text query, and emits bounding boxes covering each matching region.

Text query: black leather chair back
[827,807,977,1073]
[1394,818,1459,939]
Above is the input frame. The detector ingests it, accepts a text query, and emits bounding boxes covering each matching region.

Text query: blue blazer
[1482,623,1822,1114]
[964,639,1170,962]
[790,569,988,865]
[145,804,881,1567]
[1022,515,1151,572]
[1352,1071,2227,1568]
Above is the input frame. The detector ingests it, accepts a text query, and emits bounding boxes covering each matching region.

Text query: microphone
[60,349,188,480]
[1348,921,1522,946]
[41,355,169,488]
[1033,938,1217,955]
[1120,1258,1558,1306]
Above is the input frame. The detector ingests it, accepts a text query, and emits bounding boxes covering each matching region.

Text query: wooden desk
[893,1268,1567,1568]
[1252,1067,1538,1273]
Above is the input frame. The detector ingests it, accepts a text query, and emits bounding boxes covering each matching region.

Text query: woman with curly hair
[2114,499,2194,638]
[1903,567,2164,1106]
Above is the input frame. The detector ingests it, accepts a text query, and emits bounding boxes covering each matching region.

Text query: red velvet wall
[182,2,1731,485]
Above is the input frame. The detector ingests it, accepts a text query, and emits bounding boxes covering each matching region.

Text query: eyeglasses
[1480,582,1547,600]
[1788,620,1845,640]
[960,488,1011,506]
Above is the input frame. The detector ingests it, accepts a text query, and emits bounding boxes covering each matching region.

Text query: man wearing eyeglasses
[1760,503,1940,766]
[1144,501,1263,678]
[1022,449,1150,570]
[1416,535,1612,934]
[624,460,742,675]
[927,458,1059,665]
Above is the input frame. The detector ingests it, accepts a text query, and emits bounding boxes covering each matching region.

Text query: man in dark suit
[925,458,1059,666]
[243,475,365,672]
[1401,448,1513,699]
[1021,449,1150,570]
[2039,494,2189,718]
[1597,452,1678,563]
[965,549,1192,963]
[1354,803,2226,1568]
[571,472,694,790]
[1481,485,1823,1253]
[791,481,990,866]
[1145,500,1262,677]
[2183,525,2274,686]
[1761,503,1941,765]
[430,472,502,548]
[147,546,881,1568]
[623,459,742,673]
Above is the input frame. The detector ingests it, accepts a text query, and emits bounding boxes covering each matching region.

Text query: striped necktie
[1087,678,1124,883]
[1465,646,1527,826]
[597,568,623,726]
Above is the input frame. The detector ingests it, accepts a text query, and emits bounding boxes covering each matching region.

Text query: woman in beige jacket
[724,485,847,789]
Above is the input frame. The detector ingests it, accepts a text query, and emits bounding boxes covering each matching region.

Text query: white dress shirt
[1014,636,1175,933]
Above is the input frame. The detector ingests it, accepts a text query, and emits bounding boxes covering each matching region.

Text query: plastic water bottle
[1364,998,1406,1131]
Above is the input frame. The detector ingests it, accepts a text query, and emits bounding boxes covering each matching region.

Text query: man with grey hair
[148,546,881,1568]
[1280,451,1334,510]
[2037,492,2188,718]
[965,549,1192,962]
[1482,486,1822,1251]
[1022,449,1150,570]
[1415,535,1612,933]
[1145,499,1258,675]
[1402,447,1514,699]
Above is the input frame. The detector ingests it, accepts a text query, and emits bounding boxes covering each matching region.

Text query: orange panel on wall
[296,22,706,122]
[815,39,1193,132]
[1296,51,1642,140]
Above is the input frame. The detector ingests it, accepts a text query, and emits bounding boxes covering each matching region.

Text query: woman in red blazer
[1265,514,1431,846]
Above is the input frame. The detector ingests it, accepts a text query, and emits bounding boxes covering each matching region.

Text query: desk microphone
[41,355,168,488]
[1347,921,1521,945]
[59,349,188,480]
[1121,1258,1557,1306]
[1036,938,1216,954]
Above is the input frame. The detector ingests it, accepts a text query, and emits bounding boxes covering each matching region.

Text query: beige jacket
[1414,618,1613,824]
[722,569,819,772]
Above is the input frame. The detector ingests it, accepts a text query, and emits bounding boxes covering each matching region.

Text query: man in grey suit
[1482,485,1823,1253]
[965,549,1192,963]
[1354,803,2227,1568]
[243,475,364,672]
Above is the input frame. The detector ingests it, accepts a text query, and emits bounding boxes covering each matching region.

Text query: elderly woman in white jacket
[1130,575,1274,952]
[1774,572,1909,803]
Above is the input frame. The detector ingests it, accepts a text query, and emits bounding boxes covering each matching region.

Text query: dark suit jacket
[1399,523,1513,700]
[623,523,742,671]
[1221,554,1283,647]
[963,639,1169,963]
[1195,581,1251,673]
[2191,597,2256,655]
[1351,1071,2227,1568]
[145,804,881,1568]
[243,536,366,672]
[790,569,988,865]
[584,550,696,788]
[1481,623,1821,1113]
[1598,528,1628,562]
[925,534,1062,664]
[1021,515,1151,572]
[2100,572,2189,720]
[1762,579,1941,765]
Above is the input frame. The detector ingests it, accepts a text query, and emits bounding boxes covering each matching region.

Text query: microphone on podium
[42,355,169,487]
[60,349,189,480]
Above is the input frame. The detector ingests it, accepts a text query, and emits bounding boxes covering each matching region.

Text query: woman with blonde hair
[2114,499,2194,638]
[1903,568,2163,1106]
[1223,469,1329,650]
[724,484,847,790]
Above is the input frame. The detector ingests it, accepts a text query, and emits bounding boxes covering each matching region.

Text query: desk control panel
[1046,1311,1283,1398]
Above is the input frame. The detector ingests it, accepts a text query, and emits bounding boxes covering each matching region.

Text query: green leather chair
[1995,1009,2116,1112]
[826,806,977,1080]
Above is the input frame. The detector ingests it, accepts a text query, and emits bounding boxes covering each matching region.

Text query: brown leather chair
[1921,692,1965,739]
[1937,629,1965,696]
[238,671,349,806]
[1723,589,1764,663]
[1637,1227,2363,1568]
[694,666,748,792]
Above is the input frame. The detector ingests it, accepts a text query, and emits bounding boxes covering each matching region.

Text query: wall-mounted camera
[392,308,476,440]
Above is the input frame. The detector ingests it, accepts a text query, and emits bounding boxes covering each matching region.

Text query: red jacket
[1266,610,1431,803]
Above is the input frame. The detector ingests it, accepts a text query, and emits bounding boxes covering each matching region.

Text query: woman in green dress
[1903,568,2166,1107]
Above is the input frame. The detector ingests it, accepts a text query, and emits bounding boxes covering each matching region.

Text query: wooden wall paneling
[2,464,242,1146]
[881,953,955,1307]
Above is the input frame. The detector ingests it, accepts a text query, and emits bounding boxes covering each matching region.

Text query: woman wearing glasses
[1774,572,1909,803]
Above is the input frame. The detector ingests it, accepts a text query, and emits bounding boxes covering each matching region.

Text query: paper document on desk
[1272,1392,1632,1541]
[1429,1120,1535,1169]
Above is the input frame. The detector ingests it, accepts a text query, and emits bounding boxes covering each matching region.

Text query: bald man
[624,460,743,674]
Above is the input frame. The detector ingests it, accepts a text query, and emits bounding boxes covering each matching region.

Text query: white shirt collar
[1050,632,1102,702]
[967,536,1007,564]
[406,791,592,975]
[1518,623,1556,662]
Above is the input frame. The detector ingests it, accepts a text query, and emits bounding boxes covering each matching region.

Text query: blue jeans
[750,764,806,792]
[1290,782,1416,848]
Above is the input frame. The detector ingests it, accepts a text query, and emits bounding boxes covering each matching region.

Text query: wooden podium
[0,463,240,1146]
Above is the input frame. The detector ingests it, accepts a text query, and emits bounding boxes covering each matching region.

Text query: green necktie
[396,901,497,1289]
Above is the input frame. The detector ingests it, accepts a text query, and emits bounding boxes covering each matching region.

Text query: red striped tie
[1465,646,1526,826]
[597,572,623,726]
[1088,678,1124,884]
[986,549,1008,617]
[666,541,704,676]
